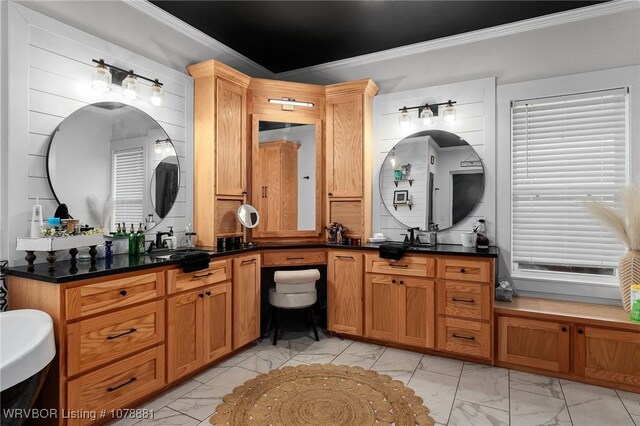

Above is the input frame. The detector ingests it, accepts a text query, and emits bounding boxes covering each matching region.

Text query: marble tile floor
[110,332,639,426]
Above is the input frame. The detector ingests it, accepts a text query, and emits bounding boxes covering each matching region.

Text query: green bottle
[128,223,136,255]
[137,223,145,255]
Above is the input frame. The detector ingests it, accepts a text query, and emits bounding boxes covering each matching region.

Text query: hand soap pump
[30,196,43,238]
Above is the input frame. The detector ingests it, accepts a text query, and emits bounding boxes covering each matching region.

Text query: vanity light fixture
[399,107,411,127]
[91,59,112,92]
[90,59,164,105]
[268,98,314,111]
[389,147,397,167]
[155,138,171,155]
[398,100,457,126]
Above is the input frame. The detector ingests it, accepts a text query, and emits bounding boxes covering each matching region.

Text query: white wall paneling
[496,66,640,303]
[372,77,496,244]
[3,3,194,265]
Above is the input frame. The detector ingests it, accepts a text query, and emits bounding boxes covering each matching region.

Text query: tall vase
[619,249,640,312]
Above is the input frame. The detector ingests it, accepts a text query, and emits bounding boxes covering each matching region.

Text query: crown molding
[276,0,639,79]
[122,0,275,78]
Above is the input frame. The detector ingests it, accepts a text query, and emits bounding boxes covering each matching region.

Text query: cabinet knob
[119,289,127,297]
[392,280,396,284]
[561,327,567,332]
[328,192,333,197]
[206,291,212,296]
[242,191,247,195]
[198,293,204,298]
[399,280,404,285]
[460,268,466,273]
[577,329,584,335]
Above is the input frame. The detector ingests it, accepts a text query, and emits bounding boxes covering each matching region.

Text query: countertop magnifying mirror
[251,115,322,238]
[379,129,484,232]
[47,101,180,232]
[237,204,260,228]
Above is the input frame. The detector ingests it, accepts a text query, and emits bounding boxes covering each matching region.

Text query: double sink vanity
[7,242,497,426]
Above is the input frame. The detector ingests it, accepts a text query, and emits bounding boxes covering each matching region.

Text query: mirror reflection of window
[258,121,316,232]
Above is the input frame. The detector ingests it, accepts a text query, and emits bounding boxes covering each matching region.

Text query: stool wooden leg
[272,307,279,346]
[308,307,319,341]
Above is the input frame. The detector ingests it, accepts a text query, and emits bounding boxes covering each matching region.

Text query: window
[112,147,145,228]
[511,88,628,278]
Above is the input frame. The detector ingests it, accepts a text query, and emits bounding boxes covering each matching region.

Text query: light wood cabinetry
[167,259,231,294]
[327,251,364,336]
[364,254,435,349]
[256,140,299,233]
[435,256,494,360]
[497,316,570,373]
[325,80,379,239]
[232,254,261,349]
[496,297,640,392]
[262,249,327,267]
[203,282,233,363]
[187,60,251,246]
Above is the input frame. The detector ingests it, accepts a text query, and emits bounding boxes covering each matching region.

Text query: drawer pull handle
[192,272,213,280]
[106,328,137,340]
[388,264,409,268]
[119,289,127,297]
[452,334,475,341]
[286,257,305,260]
[337,255,354,260]
[107,377,137,392]
[241,259,256,264]
[452,298,474,304]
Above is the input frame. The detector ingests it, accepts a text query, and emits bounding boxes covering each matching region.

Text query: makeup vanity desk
[6,243,498,425]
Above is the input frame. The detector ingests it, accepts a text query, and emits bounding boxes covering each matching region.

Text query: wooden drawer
[365,254,434,277]
[437,281,491,321]
[167,259,231,294]
[437,317,491,359]
[437,257,492,283]
[66,271,164,320]
[263,250,327,267]
[66,345,165,426]
[67,301,165,377]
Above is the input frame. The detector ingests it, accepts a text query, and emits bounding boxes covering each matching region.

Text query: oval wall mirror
[47,101,179,232]
[379,129,484,232]
[237,204,260,228]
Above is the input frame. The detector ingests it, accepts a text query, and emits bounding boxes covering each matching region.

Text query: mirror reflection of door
[256,121,317,233]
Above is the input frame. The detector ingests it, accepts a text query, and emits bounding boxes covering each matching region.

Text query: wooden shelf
[495,297,639,331]
[393,179,414,187]
[392,202,413,211]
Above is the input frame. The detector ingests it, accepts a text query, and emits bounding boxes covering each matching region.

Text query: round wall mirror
[379,129,484,232]
[46,101,179,231]
[237,204,260,228]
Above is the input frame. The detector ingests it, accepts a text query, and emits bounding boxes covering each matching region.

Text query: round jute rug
[209,363,435,426]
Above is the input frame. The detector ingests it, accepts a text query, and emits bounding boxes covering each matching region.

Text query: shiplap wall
[4,3,194,265]
[372,78,496,244]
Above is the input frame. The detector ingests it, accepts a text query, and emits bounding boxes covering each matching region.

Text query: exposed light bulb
[419,105,434,125]
[399,107,411,127]
[91,60,112,92]
[149,80,164,107]
[154,143,162,154]
[122,73,138,100]
[164,142,172,154]
[443,101,457,123]
[389,148,397,167]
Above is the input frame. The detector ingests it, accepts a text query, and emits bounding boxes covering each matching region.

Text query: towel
[182,252,210,273]
[379,244,407,261]
[274,269,321,284]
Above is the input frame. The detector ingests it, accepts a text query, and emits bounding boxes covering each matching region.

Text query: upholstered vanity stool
[268,269,321,345]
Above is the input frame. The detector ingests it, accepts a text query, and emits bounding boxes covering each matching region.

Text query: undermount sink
[150,248,210,260]
[0,309,55,392]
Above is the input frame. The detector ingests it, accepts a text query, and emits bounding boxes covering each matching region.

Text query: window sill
[511,271,619,288]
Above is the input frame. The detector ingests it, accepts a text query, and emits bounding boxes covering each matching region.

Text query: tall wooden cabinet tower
[187,60,251,246]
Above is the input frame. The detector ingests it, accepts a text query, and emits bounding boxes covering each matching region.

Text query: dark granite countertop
[6,242,498,283]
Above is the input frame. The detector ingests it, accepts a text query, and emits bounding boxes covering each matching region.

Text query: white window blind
[112,147,145,228]
[511,88,628,276]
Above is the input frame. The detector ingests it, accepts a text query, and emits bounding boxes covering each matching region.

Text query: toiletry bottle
[128,224,136,255]
[137,223,145,255]
[30,196,44,238]
[116,222,123,237]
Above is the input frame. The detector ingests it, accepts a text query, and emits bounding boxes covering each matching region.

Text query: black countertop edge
[6,242,498,284]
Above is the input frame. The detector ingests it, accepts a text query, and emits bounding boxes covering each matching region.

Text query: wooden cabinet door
[497,316,570,373]
[327,251,363,335]
[203,282,233,363]
[326,94,363,197]
[399,278,435,348]
[575,326,640,387]
[167,290,203,382]
[216,78,246,196]
[232,255,261,349]
[365,274,398,342]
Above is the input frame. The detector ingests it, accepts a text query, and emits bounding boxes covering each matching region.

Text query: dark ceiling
[151,1,607,73]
